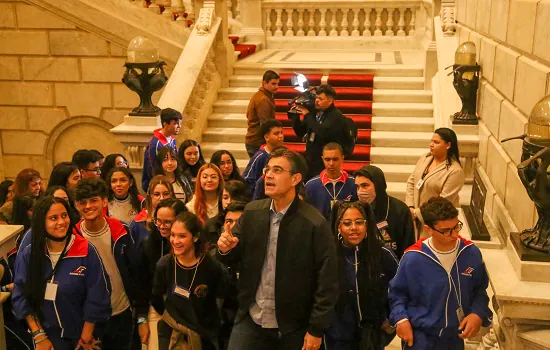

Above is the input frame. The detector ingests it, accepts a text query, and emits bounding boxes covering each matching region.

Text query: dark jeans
[227,314,308,350]
[102,308,134,350]
[403,330,465,350]
[245,144,260,159]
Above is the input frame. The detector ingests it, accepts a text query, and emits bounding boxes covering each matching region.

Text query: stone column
[238,0,265,44]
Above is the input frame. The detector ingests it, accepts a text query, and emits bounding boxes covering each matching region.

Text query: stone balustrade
[125,0,194,25]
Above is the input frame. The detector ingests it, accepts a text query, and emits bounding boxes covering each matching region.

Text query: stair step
[387,182,472,206]
[229,75,425,90]
[207,113,433,132]
[217,87,431,103]
[232,65,424,77]
[370,147,426,164]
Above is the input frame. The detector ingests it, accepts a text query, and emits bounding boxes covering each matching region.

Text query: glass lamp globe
[127,36,159,64]
[526,94,550,147]
[455,41,477,65]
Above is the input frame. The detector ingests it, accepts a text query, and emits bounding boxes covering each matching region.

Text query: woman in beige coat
[406,128,465,237]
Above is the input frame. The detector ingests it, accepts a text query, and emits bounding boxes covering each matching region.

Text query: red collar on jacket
[153,128,171,145]
[404,236,473,254]
[74,216,128,243]
[65,233,89,258]
[133,209,148,223]
[320,170,349,186]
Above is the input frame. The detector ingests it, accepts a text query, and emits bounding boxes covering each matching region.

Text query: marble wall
[455,0,550,234]
[0,0,179,182]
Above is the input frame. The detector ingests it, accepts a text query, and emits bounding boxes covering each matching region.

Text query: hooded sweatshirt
[356,166,415,258]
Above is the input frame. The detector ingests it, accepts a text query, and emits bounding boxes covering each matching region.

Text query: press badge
[45,282,58,301]
[173,285,190,299]
[456,306,465,323]
[376,221,389,230]
[415,179,424,190]
[309,132,316,142]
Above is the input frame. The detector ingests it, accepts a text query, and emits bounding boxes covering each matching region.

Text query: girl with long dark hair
[12,196,111,350]
[11,195,35,233]
[152,211,227,350]
[100,154,129,182]
[105,167,144,224]
[178,140,206,186]
[45,186,81,227]
[154,146,193,204]
[326,201,398,350]
[0,169,44,224]
[185,164,225,224]
[210,150,245,183]
[47,162,81,199]
[0,180,14,207]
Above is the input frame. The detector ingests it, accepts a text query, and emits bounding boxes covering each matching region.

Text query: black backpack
[342,116,358,157]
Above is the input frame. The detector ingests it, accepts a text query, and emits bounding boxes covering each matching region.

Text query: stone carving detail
[477,329,500,350]
[125,145,147,168]
[441,4,456,36]
[196,3,216,35]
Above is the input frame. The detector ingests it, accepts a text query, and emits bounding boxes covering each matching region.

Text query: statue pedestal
[0,225,24,350]
[507,233,550,283]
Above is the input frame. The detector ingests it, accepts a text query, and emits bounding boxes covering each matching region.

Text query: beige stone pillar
[213,0,234,87]
[238,0,265,44]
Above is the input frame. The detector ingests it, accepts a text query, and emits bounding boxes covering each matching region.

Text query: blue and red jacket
[128,209,151,249]
[12,234,111,341]
[142,129,177,191]
[242,147,270,193]
[304,170,357,218]
[389,236,492,338]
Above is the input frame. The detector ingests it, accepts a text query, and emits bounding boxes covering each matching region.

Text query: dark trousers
[245,144,260,159]
[157,319,217,350]
[102,308,134,350]
[227,314,308,350]
[403,330,465,350]
[42,327,78,350]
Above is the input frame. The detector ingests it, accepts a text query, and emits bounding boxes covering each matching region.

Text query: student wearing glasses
[389,197,492,350]
[72,150,102,180]
[325,201,398,350]
[100,154,130,182]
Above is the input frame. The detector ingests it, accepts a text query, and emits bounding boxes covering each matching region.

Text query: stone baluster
[148,0,161,14]
[385,8,395,36]
[296,9,305,36]
[265,9,273,36]
[397,8,406,36]
[171,0,186,24]
[374,8,382,36]
[329,8,338,36]
[274,9,283,36]
[409,8,416,36]
[235,0,241,20]
[183,0,194,21]
[227,0,233,19]
[162,1,174,20]
[362,8,372,36]
[285,9,295,36]
[351,8,360,36]
[340,9,349,36]
[307,9,316,36]
[318,8,328,36]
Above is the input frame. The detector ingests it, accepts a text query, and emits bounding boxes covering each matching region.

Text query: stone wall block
[0,3,15,28]
[2,155,32,178]
[21,57,80,82]
[468,32,482,62]
[458,25,471,47]
[28,107,67,134]
[109,43,127,57]
[30,156,46,178]
[513,56,550,115]
[0,82,52,106]
[0,107,26,130]
[489,0,510,42]
[507,0,539,54]
[55,83,112,117]
[15,3,75,29]
[49,31,109,56]
[505,163,535,231]
[0,30,49,55]
[478,123,491,169]
[486,136,511,199]
[113,84,139,109]
[101,109,130,127]
[1,130,47,155]
[493,45,520,101]
[81,58,126,82]
[498,100,528,165]
[480,83,504,138]
[534,1,550,62]
[456,0,467,23]
[0,56,21,80]
[465,0,478,28]
[475,0,492,34]
[480,38,497,83]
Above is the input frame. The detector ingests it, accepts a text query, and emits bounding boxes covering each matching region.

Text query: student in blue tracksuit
[12,196,111,350]
[74,178,147,350]
[242,119,285,193]
[305,142,357,218]
[389,197,492,350]
[142,108,182,192]
[325,201,398,350]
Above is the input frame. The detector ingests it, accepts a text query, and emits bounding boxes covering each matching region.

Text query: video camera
[287,73,318,120]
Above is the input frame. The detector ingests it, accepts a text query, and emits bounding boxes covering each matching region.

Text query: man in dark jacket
[293,84,350,180]
[245,70,280,158]
[217,148,338,350]
[354,165,415,258]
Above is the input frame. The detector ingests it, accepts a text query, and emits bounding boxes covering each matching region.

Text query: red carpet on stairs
[229,36,256,59]
[275,73,374,169]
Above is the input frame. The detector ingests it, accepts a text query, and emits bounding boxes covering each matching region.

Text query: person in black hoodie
[326,201,398,350]
[353,166,415,258]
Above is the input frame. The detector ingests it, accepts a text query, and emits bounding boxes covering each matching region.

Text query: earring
[337,232,343,241]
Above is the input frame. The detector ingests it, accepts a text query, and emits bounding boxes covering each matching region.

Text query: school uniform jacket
[242,148,269,193]
[304,170,357,219]
[405,154,465,219]
[12,234,111,340]
[129,209,150,249]
[388,236,492,337]
[142,129,177,191]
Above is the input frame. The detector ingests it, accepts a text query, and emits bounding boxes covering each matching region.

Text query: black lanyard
[46,235,72,281]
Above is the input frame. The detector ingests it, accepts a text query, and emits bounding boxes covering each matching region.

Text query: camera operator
[293,84,349,180]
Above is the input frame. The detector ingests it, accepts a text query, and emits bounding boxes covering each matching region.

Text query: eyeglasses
[263,166,292,176]
[340,219,366,228]
[116,160,128,167]
[154,218,173,228]
[430,220,463,236]
[83,167,101,174]
[151,191,171,199]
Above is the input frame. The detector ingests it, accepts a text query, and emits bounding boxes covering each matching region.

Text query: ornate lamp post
[122,36,168,116]
[451,41,480,125]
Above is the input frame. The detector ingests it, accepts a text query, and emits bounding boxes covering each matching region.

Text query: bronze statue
[122,61,168,116]
[450,41,480,125]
